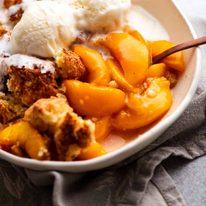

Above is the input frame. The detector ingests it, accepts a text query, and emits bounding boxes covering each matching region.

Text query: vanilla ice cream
[71,0,131,32]
[11,1,78,58]
[10,0,131,57]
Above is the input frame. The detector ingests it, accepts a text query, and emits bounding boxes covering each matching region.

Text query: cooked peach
[74,46,110,86]
[147,63,167,78]
[94,116,111,142]
[64,80,126,117]
[102,32,149,85]
[129,30,148,47]
[0,121,50,160]
[112,78,172,130]
[78,142,107,160]
[150,40,185,72]
[123,26,148,46]
[106,59,134,92]
[0,25,6,37]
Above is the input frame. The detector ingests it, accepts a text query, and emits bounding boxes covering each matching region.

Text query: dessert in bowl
[0,0,201,172]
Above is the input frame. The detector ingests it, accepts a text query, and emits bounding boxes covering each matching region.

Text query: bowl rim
[0,0,202,172]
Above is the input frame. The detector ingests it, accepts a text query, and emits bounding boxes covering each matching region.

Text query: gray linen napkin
[1,0,206,206]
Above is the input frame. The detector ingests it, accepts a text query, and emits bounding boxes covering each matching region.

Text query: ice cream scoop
[71,0,131,32]
[11,1,78,58]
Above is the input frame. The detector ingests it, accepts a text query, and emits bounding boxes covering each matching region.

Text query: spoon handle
[152,36,206,64]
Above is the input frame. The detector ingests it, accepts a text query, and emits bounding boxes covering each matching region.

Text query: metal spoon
[152,36,206,64]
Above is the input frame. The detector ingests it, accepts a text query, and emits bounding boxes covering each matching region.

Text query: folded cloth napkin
[1,0,206,206]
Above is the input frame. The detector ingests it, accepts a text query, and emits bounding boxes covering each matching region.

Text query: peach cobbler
[0,0,185,161]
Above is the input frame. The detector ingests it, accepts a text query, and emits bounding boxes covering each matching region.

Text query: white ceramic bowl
[0,0,201,172]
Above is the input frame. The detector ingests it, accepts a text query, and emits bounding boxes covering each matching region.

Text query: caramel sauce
[101,117,165,153]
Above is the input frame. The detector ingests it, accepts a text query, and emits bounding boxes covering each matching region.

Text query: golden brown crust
[54,112,94,160]
[65,144,81,161]
[7,66,58,106]
[0,25,7,37]
[24,96,71,135]
[9,8,23,23]
[0,93,26,124]
[0,99,16,124]
[24,97,95,161]
[55,49,86,80]
[3,0,21,8]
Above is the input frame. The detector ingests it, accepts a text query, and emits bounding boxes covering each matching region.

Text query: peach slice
[64,80,126,117]
[77,142,107,160]
[147,63,167,78]
[150,40,185,72]
[94,116,111,142]
[123,26,148,47]
[106,59,134,92]
[102,32,149,85]
[112,78,172,130]
[74,46,110,86]
[0,121,50,160]
[129,30,148,47]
